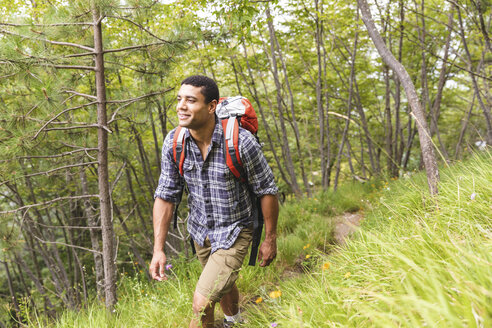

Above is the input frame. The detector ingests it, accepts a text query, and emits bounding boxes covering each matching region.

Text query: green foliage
[1,0,490,325]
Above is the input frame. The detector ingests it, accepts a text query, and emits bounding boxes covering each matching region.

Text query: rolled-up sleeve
[154,129,183,203]
[239,129,278,197]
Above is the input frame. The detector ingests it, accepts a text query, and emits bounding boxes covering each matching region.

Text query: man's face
[176,84,216,130]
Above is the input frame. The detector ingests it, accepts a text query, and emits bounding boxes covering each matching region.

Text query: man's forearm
[153,197,175,252]
[260,194,279,240]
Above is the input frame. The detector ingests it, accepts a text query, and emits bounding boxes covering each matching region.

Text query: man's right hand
[149,250,167,281]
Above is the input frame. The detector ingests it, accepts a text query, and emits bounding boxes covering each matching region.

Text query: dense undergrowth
[21,151,491,327]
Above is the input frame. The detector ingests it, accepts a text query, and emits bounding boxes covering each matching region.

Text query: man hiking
[150,75,279,328]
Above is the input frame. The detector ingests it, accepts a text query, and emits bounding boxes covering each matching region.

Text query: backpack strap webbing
[172,126,186,229]
[248,196,264,266]
[221,117,246,182]
[220,118,263,266]
[173,126,186,177]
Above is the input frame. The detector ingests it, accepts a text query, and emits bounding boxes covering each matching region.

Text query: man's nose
[177,99,186,110]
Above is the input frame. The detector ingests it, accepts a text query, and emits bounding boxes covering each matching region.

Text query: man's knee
[192,291,214,315]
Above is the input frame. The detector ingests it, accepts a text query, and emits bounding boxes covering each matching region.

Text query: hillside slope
[23,151,491,328]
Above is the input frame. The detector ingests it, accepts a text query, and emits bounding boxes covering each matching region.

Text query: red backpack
[172,96,263,266]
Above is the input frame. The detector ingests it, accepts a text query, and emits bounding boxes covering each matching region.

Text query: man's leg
[189,290,215,328]
[219,283,239,316]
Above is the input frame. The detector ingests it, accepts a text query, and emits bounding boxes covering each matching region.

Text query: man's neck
[189,118,215,149]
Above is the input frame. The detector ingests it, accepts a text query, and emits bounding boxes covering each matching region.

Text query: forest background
[0,0,490,326]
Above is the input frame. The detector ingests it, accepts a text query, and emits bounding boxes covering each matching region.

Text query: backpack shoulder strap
[171,126,186,230]
[221,118,264,266]
[221,117,246,182]
[172,126,187,177]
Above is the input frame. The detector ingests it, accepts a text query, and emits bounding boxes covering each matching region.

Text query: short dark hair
[181,75,219,104]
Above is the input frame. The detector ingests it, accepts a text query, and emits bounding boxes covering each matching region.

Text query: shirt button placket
[202,170,213,229]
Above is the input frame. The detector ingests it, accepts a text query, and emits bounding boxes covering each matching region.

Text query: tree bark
[79,168,104,299]
[2,261,21,321]
[358,0,439,195]
[315,0,329,188]
[113,204,151,280]
[456,5,492,145]
[93,8,117,308]
[455,92,476,159]
[264,8,302,197]
[239,38,290,187]
[334,19,359,190]
[267,10,311,196]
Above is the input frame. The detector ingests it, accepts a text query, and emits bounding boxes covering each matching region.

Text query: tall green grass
[245,151,492,327]
[21,153,491,327]
[19,176,366,327]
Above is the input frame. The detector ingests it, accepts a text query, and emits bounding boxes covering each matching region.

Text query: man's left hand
[257,237,277,267]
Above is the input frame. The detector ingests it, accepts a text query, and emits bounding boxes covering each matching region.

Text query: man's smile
[178,113,191,120]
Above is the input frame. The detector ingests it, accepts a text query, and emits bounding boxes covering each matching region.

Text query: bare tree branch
[32,101,98,140]
[110,162,127,194]
[106,15,169,42]
[32,235,103,254]
[0,162,99,187]
[0,28,95,52]
[31,221,101,230]
[103,42,170,54]
[43,124,100,132]
[107,88,173,124]
[62,90,97,100]
[0,148,98,163]
[0,22,92,27]
[104,60,167,75]
[49,64,95,70]
[63,52,95,58]
[107,89,172,104]
[108,0,159,10]
[0,194,99,214]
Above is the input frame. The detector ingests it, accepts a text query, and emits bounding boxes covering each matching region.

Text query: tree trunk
[2,261,21,321]
[79,168,104,299]
[393,0,405,174]
[114,204,152,280]
[239,38,290,187]
[334,21,359,190]
[93,8,117,308]
[264,8,302,197]
[456,6,492,145]
[267,9,311,196]
[315,0,328,188]
[455,92,476,159]
[358,0,439,195]
[149,104,161,170]
[384,65,394,175]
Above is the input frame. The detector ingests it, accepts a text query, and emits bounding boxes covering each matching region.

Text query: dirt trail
[212,212,364,327]
[333,212,364,245]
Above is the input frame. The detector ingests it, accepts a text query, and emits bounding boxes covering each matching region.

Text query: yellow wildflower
[269,290,282,299]
[322,262,330,270]
[303,244,310,250]
[344,272,351,278]
[255,297,263,304]
[305,254,311,259]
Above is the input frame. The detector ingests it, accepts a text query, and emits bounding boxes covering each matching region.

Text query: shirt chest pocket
[211,164,240,196]
[182,160,198,185]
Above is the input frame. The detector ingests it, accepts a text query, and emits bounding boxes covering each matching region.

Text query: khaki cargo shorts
[194,226,253,302]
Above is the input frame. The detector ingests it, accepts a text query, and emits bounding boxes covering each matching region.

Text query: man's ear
[208,99,217,114]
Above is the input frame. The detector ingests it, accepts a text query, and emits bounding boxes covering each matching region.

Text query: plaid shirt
[154,120,278,253]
